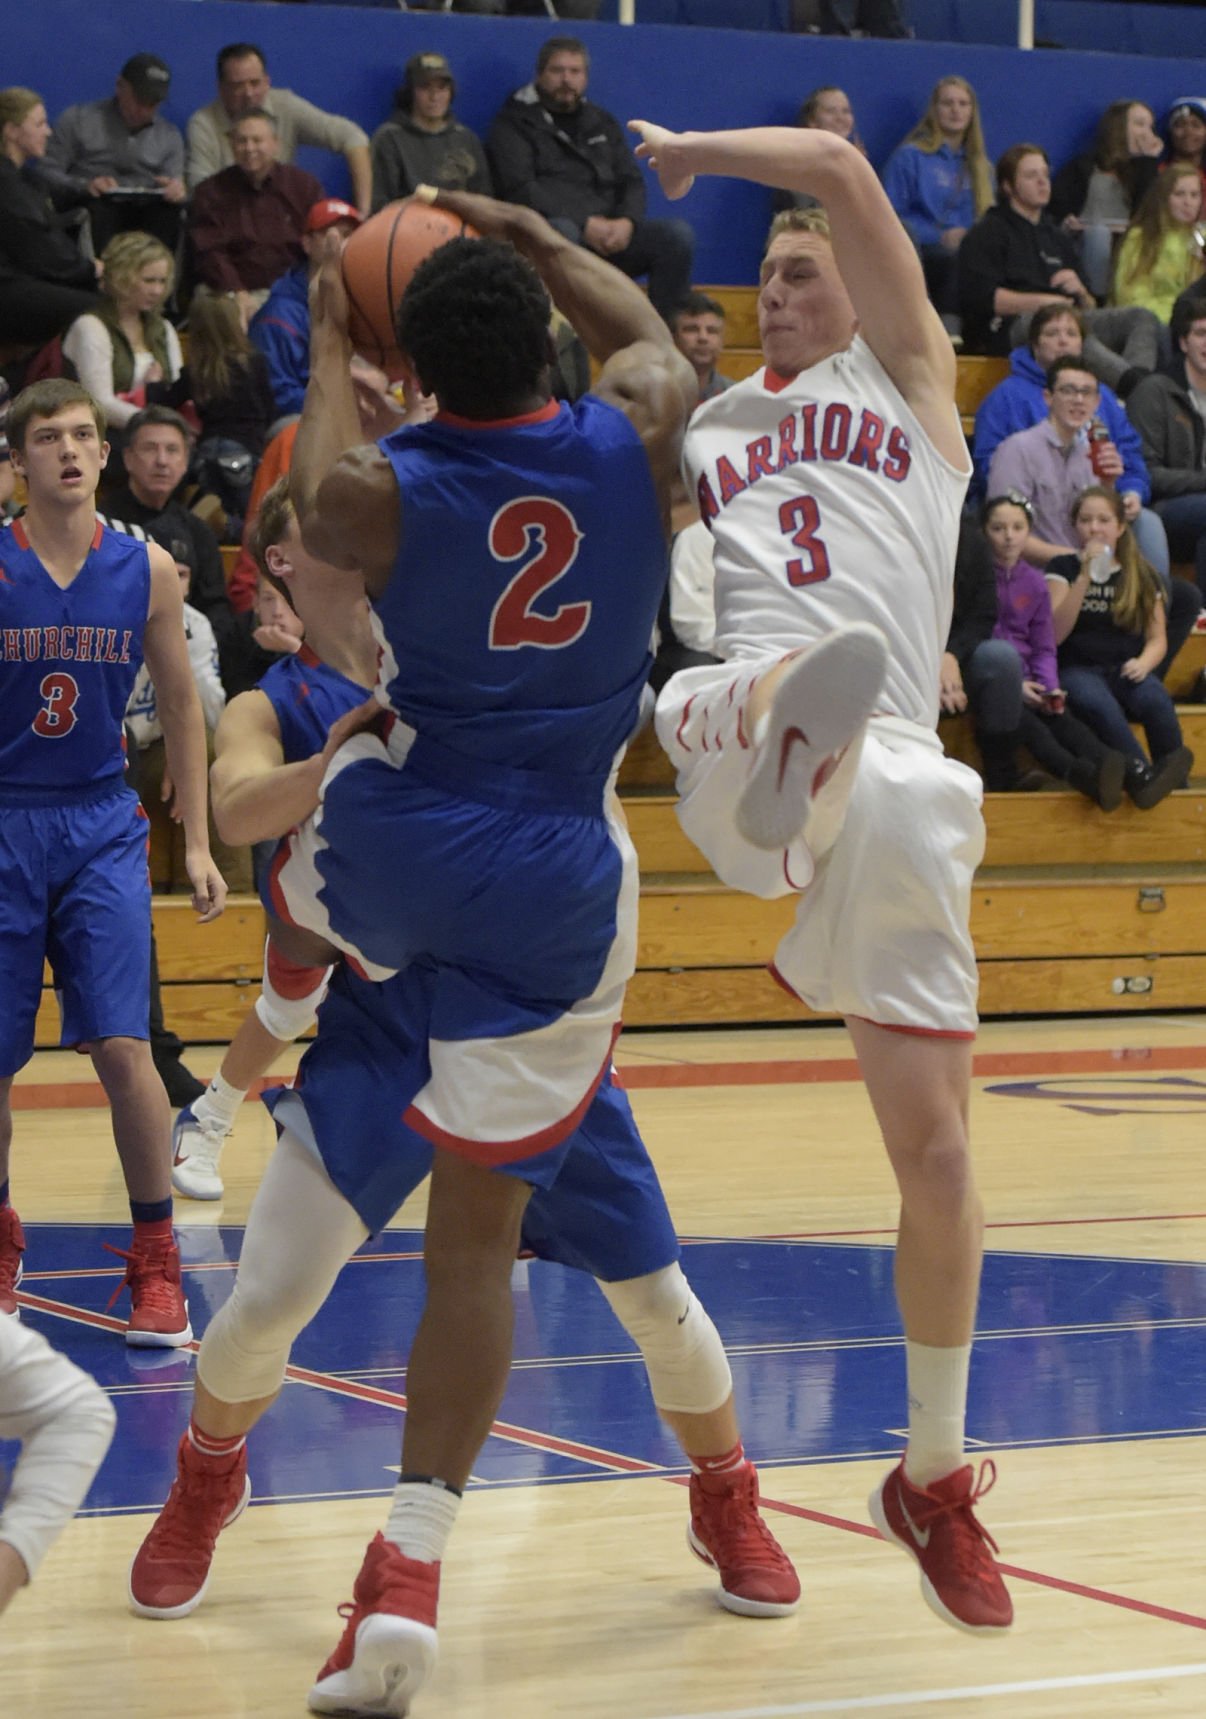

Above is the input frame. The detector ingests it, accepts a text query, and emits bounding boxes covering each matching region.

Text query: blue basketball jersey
[258,645,368,764]
[375,396,666,778]
[0,518,149,801]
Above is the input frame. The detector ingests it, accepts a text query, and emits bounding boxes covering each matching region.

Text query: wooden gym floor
[5,1012,1206,1718]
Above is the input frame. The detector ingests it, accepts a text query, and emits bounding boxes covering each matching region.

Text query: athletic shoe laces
[149,1460,238,1560]
[103,1239,181,1320]
[698,1472,789,1573]
[910,1459,1002,1573]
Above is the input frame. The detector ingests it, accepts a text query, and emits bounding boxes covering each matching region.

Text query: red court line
[22,1289,1206,1632]
[13,1043,1206,1109]
[750,1212,1206,1242]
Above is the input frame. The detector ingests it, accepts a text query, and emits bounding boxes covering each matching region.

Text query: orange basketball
[341,200,478,377]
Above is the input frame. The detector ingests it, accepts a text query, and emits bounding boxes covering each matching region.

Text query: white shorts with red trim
[656,659,984,1036]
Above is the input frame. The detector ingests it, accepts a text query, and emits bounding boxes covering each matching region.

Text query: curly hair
[100,230,175,304]
[396,237,551,419]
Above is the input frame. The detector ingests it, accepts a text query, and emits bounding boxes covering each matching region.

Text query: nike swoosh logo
[677,1303,691,1325]
[898,1491,931,1550]
[776,725,809,791]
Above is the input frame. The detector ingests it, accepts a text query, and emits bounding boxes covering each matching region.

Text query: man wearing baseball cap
[250,199,363,419]
[370,51,491,212]
[1167,98,1206,199]
[40,55,185,252]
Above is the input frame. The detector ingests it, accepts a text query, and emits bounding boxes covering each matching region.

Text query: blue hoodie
[249,264,310,420]
[971,344,1152,505]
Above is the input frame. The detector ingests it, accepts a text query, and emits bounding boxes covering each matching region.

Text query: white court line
[653,1662,1206,1719]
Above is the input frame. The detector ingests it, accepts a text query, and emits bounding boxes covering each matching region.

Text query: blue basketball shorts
[0,786,151,1076]
[265,723,640,1167]
[265,964,679,1282]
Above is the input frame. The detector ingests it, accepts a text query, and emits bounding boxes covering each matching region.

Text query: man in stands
[40,55,185,254]
[959,143,1160,395]
[1128,298,1206,601]
[250,199,363,420]
[370,52,490,211]
[186,43,370,214]
[487,36,694,322]
[188,111,323,313]
[671,291,731,407]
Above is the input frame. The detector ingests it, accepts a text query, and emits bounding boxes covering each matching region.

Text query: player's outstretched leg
[737,622,889,851]
[868,1457,1012,1635]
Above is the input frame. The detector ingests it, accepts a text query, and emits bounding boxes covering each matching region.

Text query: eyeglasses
[1052,383,1098,400]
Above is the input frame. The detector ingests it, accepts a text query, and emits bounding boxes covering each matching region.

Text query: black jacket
[487,85,645,230]
[946,518,998,671]
[0,157,96,289]
[1048,151,1158,225]
[1125,359,1206,500]
[370,112,491,212]
[957,203,1081,355]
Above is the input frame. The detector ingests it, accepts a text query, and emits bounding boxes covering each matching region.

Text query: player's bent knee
[254,978,328,1044]
[598,1263,733,1416]
[195,1292,298,1404]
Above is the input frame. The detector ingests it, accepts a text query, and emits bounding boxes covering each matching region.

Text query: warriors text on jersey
[684,336,970,729]
[0,518,149,800]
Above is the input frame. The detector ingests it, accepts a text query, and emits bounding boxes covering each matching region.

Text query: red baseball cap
[305,198,363,234]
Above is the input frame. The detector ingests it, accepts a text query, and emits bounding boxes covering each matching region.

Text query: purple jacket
[992,556,1060,689]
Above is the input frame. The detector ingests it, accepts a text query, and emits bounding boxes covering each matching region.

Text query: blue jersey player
[0,380,226,1346]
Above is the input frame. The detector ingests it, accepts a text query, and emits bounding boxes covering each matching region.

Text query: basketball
[341,200,478,376]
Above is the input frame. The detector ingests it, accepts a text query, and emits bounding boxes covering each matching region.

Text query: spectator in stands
[881,76,993,332]
[958,142,1161,394]
[978,491,1128,805]
[370,52,490,212]
[487,36,694,321]
[188,111,324,310]
[1112,165,1204,326]
[186,43,370,213]
[1049,100,1163,302]
[671,291,731,406]
[39,55,185,254]
[62,231,182,432]
[1165,98,1206,201]
[1127,298,1206,597]
[0,87,100,351]
[170,286,275,540]
[248,197,363,420]
[104,406,251,692]
[773,86,865,214]
[1048,486,1193,807]
[940,514,1033,790]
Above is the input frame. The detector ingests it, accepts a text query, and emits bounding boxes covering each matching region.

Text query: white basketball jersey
[683,336,970,728]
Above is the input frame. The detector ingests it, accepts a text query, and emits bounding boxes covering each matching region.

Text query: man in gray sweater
[369,52,490,212]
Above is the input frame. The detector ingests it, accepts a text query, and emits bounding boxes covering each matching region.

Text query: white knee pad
[253,949,333,1043]
[598,1262,732,1416]
[196,1288,297,1404]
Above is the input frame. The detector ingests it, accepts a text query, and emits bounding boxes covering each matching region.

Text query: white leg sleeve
[0,1318,116,1582]
[197,1128,368,1404]
[598,1262,733,1417]
[253,939,334,1043]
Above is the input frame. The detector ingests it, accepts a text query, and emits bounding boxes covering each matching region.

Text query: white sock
[903,1340,970,1489]
[193,1072,246,1135]
[384,1478,462,1564]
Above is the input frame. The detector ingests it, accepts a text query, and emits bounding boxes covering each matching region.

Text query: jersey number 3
[33,672,80,738]
[488,497,591,651]
[779,495,831,587]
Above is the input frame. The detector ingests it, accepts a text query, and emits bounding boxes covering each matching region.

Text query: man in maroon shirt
[187,108,322,313]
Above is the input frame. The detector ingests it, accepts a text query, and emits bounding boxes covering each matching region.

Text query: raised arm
[210,689,381,844]
[628,122,962,465]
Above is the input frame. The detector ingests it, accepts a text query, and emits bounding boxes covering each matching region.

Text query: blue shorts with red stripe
[265,964,678,1281]
[0,782,150,1076]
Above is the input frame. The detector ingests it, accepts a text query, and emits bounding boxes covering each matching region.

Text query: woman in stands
[1050,99,1163,301]
[1048,485,1193,808]
[1112,164,1204,327]
[62,230,181,430]
[773,87,864,212]
[0,87,101,354]
[168,287,275,541]
[881,76,994,332]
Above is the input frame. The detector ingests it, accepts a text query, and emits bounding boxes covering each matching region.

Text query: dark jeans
[1060,664,1183,763]
[548,217,695,323]
[1153,494,1206,597]
[1017,704,1110,777]
[964,637,1024,735]
[0,275,100,350]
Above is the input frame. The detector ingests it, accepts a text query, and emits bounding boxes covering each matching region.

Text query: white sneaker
[171,1104,229,1201]
[736,622,889,851]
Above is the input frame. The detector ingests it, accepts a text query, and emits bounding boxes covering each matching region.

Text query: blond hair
[100,230,176,304]
[187,286,257,404]
[0,86,42,135]
[901,76,994,216]
[766,206,832,250]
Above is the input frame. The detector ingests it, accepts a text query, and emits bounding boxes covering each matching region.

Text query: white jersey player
[630,118,1012,1635]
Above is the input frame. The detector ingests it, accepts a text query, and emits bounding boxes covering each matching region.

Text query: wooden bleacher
[31,335,1206,1044]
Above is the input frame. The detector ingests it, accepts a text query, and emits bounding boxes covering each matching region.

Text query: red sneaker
[0,1206,25,1318]
[687,1463,801,1617]
[105,1235,192,1347]
[869,1459,1013,1634]
[309,1533,439,1717]
[128,1432,251,1618]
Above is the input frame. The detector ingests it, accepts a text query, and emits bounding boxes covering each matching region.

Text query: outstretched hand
[309,230,351,337]
[627,121,695,201]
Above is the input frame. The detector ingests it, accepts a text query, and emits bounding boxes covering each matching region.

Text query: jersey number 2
[779,495,831,587]
[33,672,80,738]
[488,497,591,651]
